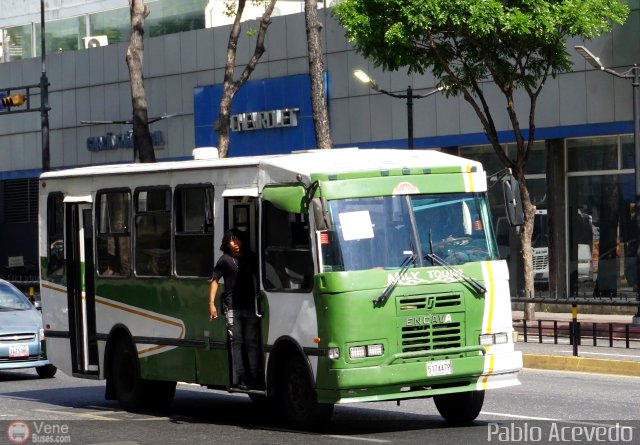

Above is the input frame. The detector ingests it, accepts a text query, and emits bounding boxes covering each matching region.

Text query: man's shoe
[236,382,251,391]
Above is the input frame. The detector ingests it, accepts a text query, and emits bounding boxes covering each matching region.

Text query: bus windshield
[321,193,499,272]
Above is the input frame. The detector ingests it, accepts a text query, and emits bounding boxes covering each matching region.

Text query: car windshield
[0,283,32,310]
[320,193,499,272]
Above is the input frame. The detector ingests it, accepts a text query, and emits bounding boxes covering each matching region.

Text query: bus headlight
[349,346,366,359]
[349,343,384,359]
[366,344,384,357]
[39,328,45,342]
[479,332,509,346]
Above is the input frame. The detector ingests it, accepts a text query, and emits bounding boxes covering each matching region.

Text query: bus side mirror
[503,175,524,226]
[311,197,332,231]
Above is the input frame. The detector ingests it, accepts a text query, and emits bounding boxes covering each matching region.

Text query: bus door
[221,189,263,389]
[64,199,99,375]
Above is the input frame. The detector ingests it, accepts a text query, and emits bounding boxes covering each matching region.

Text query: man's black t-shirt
[211,252,258,311]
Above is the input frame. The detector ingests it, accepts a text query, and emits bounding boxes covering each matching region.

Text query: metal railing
[512,296,640,356]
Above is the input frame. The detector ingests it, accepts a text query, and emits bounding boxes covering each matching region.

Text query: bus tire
[433,390,484,425]
[110,335,147,412]
[276,353,333,429]
[36,364,57,379]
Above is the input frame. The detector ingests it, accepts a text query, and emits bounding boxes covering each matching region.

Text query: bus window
[96,190,131,277]
[134,187,171,277]
[46,193,64,276]
[174,185,214,277]
[262,201,313,291]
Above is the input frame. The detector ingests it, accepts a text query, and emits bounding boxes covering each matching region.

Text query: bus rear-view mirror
[503,175,524,227]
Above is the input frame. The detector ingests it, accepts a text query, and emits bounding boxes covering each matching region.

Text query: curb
[523,354,640,377]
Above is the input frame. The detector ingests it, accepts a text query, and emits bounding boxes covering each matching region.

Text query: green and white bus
[39,148,522,427]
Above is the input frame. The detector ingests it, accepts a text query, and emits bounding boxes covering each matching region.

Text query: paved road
[1,367,639,444]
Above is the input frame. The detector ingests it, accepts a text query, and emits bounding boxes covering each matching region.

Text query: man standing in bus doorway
[209,229,262,390]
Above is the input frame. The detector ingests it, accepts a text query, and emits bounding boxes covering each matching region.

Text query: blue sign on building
[194,74,318,156]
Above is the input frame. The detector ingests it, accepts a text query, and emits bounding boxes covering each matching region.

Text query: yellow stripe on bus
[481,354,496,390]
[95,297,185,355]
[485,261,495,334]
[466,165,475,192]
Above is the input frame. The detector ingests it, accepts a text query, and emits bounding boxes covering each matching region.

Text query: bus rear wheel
[110,336,176,412]
[276,353,333,429]
[433,390,484,425]
[111,336,147,411]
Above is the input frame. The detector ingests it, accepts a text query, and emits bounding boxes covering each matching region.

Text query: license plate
[427,359,453,377]
[9,344,29,358]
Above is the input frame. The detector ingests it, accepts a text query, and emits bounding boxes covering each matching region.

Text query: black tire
[35,364,57,378]
[434,390,485,425]
[276,353,333,430]
[248,392,272,407]
[110,336,147,411]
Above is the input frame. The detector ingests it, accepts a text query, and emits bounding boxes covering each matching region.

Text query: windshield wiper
[424,252,487,295]
[373,252,417,306]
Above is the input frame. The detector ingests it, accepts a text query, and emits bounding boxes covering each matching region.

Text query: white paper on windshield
[338,211,374,241]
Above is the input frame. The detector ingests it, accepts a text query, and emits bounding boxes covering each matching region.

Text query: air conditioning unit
[83,35,108,49]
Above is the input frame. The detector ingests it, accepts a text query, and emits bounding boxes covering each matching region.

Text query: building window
[566,134,635,298]
[3,178,38,223]
[134,187,171,277]
[96,190,131,277]
[567,136,618,172]
[174,185,214,277]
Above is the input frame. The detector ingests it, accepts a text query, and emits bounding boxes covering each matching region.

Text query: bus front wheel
[433,390,484,425]
[276,353,333,429]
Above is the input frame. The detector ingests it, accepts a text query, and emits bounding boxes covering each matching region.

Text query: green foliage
[222,0,270,37]
[333,0,629,94]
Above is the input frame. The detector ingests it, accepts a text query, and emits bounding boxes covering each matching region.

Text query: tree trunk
[126,0,155,163]
[217,0,277,158]
[305,0,332,149]
[513,166,536,320]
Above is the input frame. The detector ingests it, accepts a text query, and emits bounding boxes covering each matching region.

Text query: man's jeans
[226,309,261,387]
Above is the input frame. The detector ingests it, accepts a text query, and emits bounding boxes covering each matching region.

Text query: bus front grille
[400,322,463,354]
[397,293,462,311]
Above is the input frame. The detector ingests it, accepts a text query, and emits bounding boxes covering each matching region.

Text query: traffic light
[1,93,26,108]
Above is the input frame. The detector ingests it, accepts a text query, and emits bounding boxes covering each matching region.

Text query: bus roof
[39,148,483,181]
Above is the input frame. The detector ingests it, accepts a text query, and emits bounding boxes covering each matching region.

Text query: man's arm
[209,279,219,320]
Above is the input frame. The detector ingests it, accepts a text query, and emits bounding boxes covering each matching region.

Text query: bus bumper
[316,351,522,404]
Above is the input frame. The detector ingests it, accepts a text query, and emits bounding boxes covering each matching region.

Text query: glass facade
[1,0,207,61]
[447,136,635,299]
[567,135,635,298]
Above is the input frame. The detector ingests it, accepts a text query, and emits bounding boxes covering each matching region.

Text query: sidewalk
[511,311,640,377]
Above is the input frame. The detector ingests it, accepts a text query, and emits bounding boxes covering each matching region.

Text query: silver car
[0,279,57,378]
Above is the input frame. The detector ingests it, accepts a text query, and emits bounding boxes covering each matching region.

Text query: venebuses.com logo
[6,421,30,444]
[5,420,71,444]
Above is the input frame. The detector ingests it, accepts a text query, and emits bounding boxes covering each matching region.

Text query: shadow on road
[1,374,490,437]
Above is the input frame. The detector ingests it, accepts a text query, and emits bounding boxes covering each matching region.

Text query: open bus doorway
[64,200,99,375]
[222,194,264,392]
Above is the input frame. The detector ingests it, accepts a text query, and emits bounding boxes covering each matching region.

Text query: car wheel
[36,364,57,378]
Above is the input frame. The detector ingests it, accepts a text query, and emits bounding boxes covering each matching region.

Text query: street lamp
[353,69,444,150]
[575,45,640,325]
